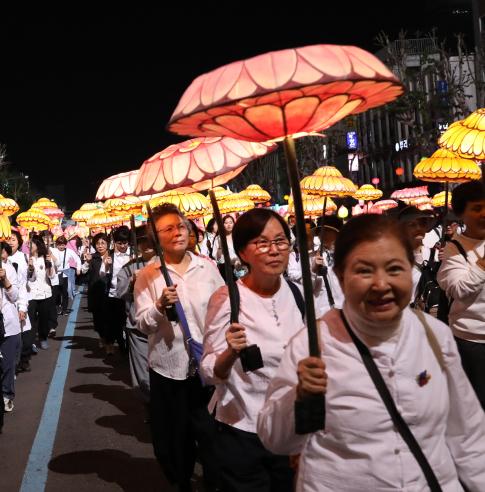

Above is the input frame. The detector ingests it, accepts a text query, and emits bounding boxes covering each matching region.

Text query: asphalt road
[0,291,204,491]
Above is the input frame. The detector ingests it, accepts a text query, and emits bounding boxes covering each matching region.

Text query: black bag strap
[339,310,443,492]
[449,240,467,262]
[234,280,306,321]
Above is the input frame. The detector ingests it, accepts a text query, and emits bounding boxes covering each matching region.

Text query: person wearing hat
[116,225,156,407]
[399,206,439,307]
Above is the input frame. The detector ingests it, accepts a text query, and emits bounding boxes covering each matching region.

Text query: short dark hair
[187,219,198,235]
[1,242,12,256]
[334,215,414,274]
[92,233,108,249]
[305,218,316,228]
[317,215,343,231]
[10,230,23,247]
[55,235,67,245]
[233,209,290,266]
[452,180,485,216]
[31,235,48,257]
[206,217,217,234]
[113,225,130,243]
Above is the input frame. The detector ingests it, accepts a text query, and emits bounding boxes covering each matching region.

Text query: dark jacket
[87,252,111,311]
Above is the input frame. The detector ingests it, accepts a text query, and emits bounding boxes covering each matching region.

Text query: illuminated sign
[347,131,357,149]
[395,140,408,151]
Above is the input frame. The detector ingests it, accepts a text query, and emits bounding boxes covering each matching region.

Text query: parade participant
[8,230,33,372]
[47,240,60,339]
[135,202,224,492]
[202,208,304,492]
[78,237,95,287]
[27,235,55,350]
[287,217,342,318]
[438,180,485,410]
[81,233,111,350]
[0,243,20,413]
[116,225,156,407]
[102,226,131,355]
[399,206,439,310]
[65,235,81,298]
[437,214,460,261]
[187,220,217,269]
[51,235,81,316]
[200,218,218,259]
[258,214,485,492]
[213,215,243,282]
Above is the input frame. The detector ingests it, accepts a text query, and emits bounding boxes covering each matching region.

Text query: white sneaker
[3,397,13,412]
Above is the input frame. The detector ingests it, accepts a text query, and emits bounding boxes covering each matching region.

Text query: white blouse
[201,278,305,433]
[1,263,20,337]
[8,250,32,333]
[257,307,485,492]
[28,256,55,300]
[134,252,225,380]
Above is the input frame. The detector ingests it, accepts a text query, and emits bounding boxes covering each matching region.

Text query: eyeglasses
[248,238,290,253]
[157,223,189,235]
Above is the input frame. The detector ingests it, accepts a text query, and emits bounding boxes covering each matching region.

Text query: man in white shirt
[102,226,132,355]
[135,203,224,492]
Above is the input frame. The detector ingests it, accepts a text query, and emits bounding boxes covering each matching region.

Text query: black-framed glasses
[248,238,290,253]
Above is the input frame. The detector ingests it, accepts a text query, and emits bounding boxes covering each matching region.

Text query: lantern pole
[282,137,319,357]
[441,182,449,248]
[130,214,139,269]
[208,189,239,324]
[318,196,328,257]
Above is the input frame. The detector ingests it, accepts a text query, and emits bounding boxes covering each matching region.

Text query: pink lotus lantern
[76,225,89,238]
[167,44,405,377]
[43,208,65,220]
[96,171,140,201]
[390,186,428,203]
[50,225,63,237]
[373,199,398,211]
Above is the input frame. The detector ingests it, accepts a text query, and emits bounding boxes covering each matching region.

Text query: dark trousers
[104,297,126,348]
[149,370,219,489]
[455,336,485,411]
[216,422,295,492]
[0,333,22,400]
[58,275,69,313]
[28,298,51,342]
[19,328,34,363]
[49,285,59,330]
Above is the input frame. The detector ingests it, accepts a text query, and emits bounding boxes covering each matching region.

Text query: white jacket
[8,250,32,332]
[258,307,485,492]
[1,263,21,336]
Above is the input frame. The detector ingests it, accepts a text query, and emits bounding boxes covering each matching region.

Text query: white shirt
[257,307,485,492]
[287,247,344,319]
[8,250,32,333]
[201,278,305,433]
[27,256,55,300]
[423,227,441,248]
[100,251,131,297]
[134,252,225,380]
[437,234,485,342]
[200,233,215,258]
[51,248,81,277]
[213,235,241,269]
[1,263,21,337]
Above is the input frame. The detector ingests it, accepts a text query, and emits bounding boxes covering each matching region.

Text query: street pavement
[0,291,204,491]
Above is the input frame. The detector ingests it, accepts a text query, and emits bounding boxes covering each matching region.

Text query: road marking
[20,286,84,492]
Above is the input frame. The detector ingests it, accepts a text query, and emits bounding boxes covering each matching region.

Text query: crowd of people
[1,180,485,491]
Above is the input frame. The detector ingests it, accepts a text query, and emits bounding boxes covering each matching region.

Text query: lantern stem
[208,189,239,324]
[441,182,449,248]
[319,197,328,257]
[130,214,139,269]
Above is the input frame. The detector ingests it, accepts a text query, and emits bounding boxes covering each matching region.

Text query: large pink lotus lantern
[76,225,89,238]
[96,171,139,201]
[50,225,64,237]
[390,186,428,203]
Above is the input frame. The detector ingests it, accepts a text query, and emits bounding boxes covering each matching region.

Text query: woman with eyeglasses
[202,208,306,492]
[81,233,112,351]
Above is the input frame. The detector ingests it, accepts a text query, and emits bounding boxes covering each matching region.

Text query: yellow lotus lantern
[431,191,452,208]
[104,198,143,218]
[143,191,213,220]
[17,209,52,231]
[240,184,272,203]
[218,193,255,214]
[86,208,122,227]
[32,198,57,210]
[212,186,234,201]
[0,214,11,241]
[0,195,19,216]
[300,166,356,197]
[72,203,99,223]
[414,149,482,182]
[438,109,485,161]
[288,194,336,216]
[353,184,383,201]
[409,196,432,206]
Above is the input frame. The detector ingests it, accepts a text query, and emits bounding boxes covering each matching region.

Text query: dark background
[0,1,474,210]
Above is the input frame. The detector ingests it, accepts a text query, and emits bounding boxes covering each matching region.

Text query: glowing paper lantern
[0,214,12,241]
[104,198,143,217]
[42,208,65,220]
[288,194,336,215]
[373,199,398,211]
[167,45,404,142]
[86,208,122,227]
[338,205,349,218]
[96,171,140,201]
[17,209,52,231]
[212,186,235,201]
[133,137,277,196]
[240,184,272,203]
[32,198,57,210]
[431,191,452,208]
[372,177,380,185]
[218,193,255,214]
[409,196,432,206]
[353,184,383,201]
[0,195,19,216]
[142,192,212,220]
[50,225,64,237]
[300,166,356,198]
[413,148,482,182]
[395,167,404,176]
[390,186,428,202]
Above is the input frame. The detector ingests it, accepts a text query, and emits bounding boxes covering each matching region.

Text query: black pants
[58,275,69,313]
[28,298,51,342]
[216,422,295,492]
[19,328,34,363]
[49,285,59,330]
[104,297,126,347]
[149,370,219,489]
[455,336,485,411]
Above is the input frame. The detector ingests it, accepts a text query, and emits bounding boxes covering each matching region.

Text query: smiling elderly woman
[257,214,485,492]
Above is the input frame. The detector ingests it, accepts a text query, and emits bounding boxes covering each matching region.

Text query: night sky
[1,1,429,210]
